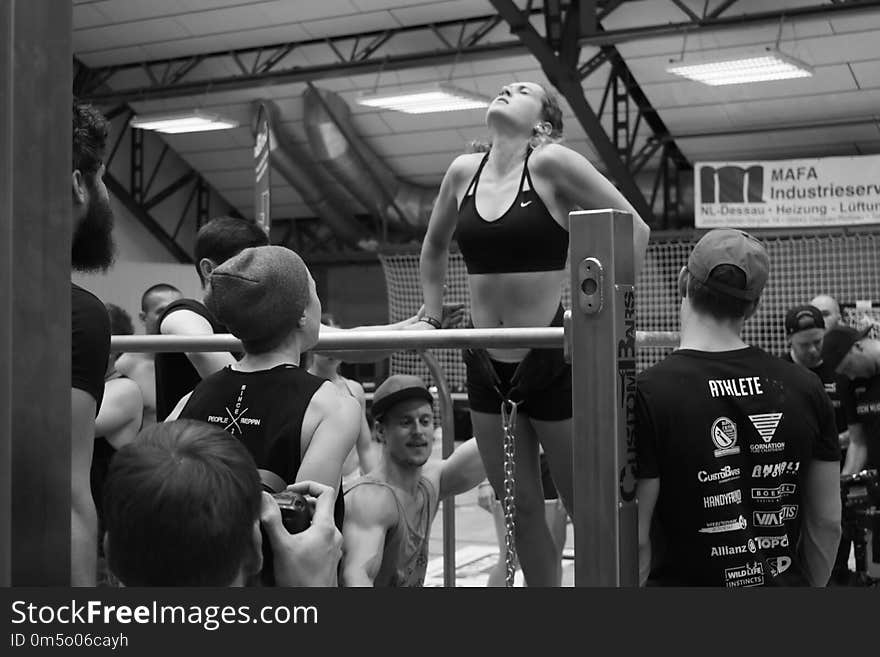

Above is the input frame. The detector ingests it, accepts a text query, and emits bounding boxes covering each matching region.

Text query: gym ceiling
[72,0,880,240]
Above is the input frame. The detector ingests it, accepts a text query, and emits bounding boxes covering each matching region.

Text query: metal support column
[0,0,73,585]
[568,209,638,586]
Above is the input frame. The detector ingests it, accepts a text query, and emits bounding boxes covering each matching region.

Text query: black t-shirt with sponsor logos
[841,374,880,469]
[781,352,848,434]
[179,364,344,529]
[638,346,839,587]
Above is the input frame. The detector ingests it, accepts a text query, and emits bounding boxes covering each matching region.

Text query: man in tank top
[342,375,486,587]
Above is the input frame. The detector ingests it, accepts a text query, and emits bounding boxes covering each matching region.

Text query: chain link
[500,399,518,588]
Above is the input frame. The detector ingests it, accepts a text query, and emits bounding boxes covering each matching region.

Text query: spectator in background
[102,420,342,586]
[811,294,842,331]
[781,304,848,445]
[823,326,880,475]
[116,284,182,426]
[306,312,381,485]
[70,100,115,586]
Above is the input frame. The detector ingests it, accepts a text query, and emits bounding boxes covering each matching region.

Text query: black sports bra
[454,150,569,275]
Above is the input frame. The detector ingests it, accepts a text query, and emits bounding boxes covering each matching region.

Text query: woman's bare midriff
[468,269,566,362]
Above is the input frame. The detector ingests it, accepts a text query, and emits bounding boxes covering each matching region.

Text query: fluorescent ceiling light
[130,110,239,134]
[357,83,490,114]
[667,49,813,86]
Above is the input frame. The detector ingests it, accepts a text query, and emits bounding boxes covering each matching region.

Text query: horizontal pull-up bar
[111,328,680,353]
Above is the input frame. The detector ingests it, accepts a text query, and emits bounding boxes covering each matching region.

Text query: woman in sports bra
[413,81,650,586]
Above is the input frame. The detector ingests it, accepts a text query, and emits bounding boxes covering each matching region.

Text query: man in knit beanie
[172,245,361,539]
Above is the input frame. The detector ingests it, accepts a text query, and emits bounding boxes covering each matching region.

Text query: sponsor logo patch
[710,539,757,558]
[754,535,790,550]
[751,483,797,501]
[724,560,765,587]
[752,461,800,478]
[703,490,743,509]
[766,556,792,577]
[753,506,798,527]
[698,465,741,484]
[699,515,748,534]
[711,417,740,457]
[749,413,783,443]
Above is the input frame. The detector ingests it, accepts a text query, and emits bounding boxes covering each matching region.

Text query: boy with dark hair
[154,217,268,420]
[71,100,116,585]
[637,229,842,587]
[103,420,341,586]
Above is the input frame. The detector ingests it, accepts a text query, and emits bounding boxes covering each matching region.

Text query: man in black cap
[781,304,849,446]
[341,374,485,587]
[823,325,879,475]
[636,229,841,587]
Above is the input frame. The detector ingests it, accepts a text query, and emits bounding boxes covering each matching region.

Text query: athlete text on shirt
[708,377,763,398]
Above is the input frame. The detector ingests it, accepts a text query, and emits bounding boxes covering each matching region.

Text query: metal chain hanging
[500,399,519,588]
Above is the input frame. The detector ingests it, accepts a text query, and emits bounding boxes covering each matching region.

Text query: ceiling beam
[77,0,880,104]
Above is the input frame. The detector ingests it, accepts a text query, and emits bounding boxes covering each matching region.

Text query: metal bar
[429,24,453,49]
[106,109,133,167]
[104,172,192,263]
[143,144,169,198]
[419,351,457,588]
[111,328,679,353]
[671,0,701,21]
[143,171,196,211]
[708,0,740,19]
[174,179,199,239]
[569,209,638,587]
[130,127,143,204]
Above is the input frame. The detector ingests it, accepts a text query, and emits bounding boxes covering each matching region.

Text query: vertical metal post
[1,0,72,585]
[569,209,638,586]
[130,127,143,203]
[419,351,457,587]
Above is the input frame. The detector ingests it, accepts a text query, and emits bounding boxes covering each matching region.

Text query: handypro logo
[700,165,765,203]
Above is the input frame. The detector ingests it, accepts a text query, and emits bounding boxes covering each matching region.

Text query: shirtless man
[342,375,485,587]
[115,283,182,426]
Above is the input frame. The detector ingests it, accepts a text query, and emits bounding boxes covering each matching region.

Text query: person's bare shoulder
[160,308,214,336]
[311,380,361,418]
[345,480,399,528]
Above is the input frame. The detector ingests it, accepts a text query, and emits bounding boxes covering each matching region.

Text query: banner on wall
[694,155,880,228]
[254,103,272,234]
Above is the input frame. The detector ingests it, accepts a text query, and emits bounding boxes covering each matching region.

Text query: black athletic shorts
[463,305,572,421]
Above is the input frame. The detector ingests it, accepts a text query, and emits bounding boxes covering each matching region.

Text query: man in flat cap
[342,374,485,587]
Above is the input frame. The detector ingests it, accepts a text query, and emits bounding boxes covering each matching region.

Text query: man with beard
[70,101,116,586]
[341,375,485,587]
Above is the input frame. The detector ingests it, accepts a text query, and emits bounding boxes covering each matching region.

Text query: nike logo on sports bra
[520,200,533,207]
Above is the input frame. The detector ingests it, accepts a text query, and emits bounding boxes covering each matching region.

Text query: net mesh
[379,231,880,384]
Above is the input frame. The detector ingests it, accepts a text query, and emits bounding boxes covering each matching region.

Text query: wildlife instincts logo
[700,165,765,203]
[711,417,740,458]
